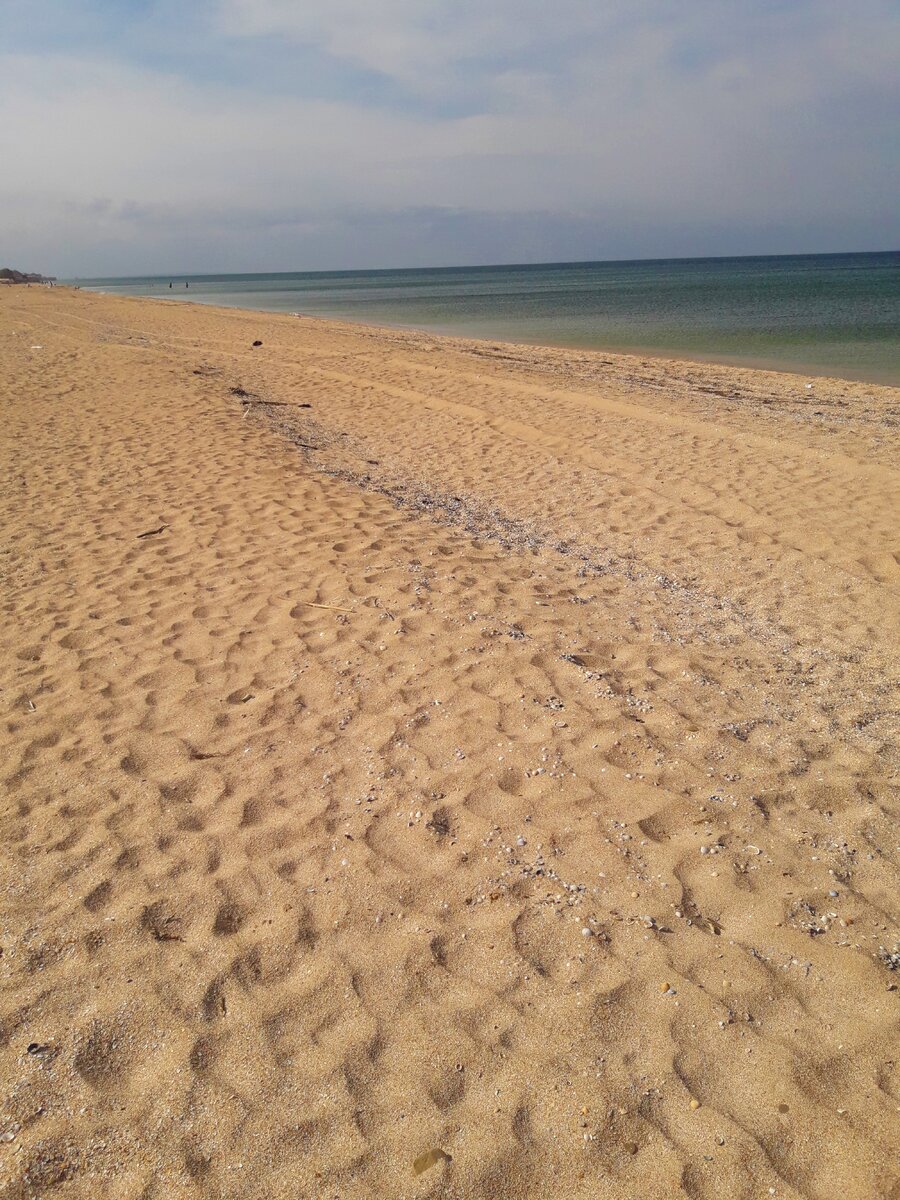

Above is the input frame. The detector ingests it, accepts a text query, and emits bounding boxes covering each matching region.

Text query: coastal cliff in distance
[0,267,55,284]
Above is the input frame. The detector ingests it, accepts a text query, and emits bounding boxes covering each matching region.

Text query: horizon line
[66,246,900,282]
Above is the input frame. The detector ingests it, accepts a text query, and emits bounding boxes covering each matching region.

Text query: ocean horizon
[73,251,900,385]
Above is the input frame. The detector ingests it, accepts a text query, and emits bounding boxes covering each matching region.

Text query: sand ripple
[0,289,897,1198]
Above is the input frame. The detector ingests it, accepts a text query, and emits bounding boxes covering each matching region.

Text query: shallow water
[75,252,900,384]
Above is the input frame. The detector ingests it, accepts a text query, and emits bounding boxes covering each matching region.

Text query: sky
[1,0,898,276]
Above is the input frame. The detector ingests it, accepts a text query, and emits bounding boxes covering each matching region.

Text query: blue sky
[2,0,898,275]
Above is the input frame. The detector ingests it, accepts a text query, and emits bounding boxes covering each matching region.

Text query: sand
[0,286,898,1200]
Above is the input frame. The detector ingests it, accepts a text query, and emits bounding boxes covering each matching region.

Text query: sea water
[75,252,899,384]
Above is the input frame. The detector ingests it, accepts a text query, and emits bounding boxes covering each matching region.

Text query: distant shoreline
[74,251,900,389]
[73,283,900,388]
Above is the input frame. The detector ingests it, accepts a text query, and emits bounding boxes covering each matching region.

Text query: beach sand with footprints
[1,286,898,1199]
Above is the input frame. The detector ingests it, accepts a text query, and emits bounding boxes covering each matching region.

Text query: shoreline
[76,284,900,388]
[2,286,898,1199]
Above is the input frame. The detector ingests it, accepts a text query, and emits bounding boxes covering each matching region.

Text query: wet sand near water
[1,286,898,1199]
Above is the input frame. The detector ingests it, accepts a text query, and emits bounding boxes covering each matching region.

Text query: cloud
[216,0,900,104]
[0,1,897,273]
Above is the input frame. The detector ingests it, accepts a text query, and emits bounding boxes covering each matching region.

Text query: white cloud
[216,0,579,93]
[216,0,900,103]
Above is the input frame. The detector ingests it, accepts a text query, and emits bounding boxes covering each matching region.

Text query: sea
[74,251,900,385]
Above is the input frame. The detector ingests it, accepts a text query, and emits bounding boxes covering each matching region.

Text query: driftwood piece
[298,601,355,613]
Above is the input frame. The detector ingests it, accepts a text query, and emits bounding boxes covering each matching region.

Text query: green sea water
[75,252,900,385]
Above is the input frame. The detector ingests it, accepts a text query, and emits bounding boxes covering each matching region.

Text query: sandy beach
[1,285,898,1199]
